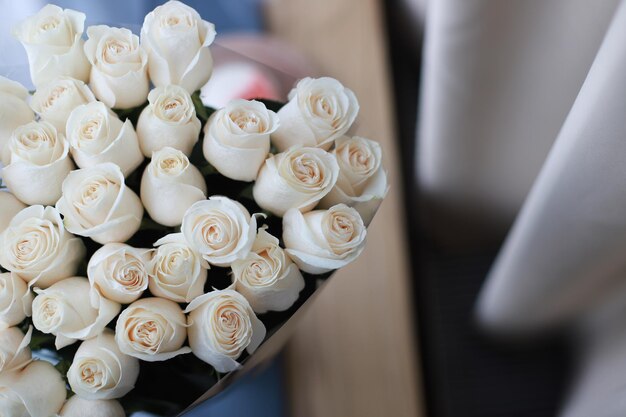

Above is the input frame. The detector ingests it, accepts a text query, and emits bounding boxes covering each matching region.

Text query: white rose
[115,297,191,362]
[0,77,34,161]
[67,330,140,400]
[232,228,305,314]
[0,192,26,235]
[0,360,66,417]
[0,205,85,288]
[56,163,144,244]
[136,85,201,157]
[181,197,257,267]
[319,136,388,225]
[2,121,73,205]
[283,204,367,274]
[253,146,339,217]
[60,396,124,417]
[11,4,90,87]
[31,77,95,132]
[0,273,33,330]
[66,101,144,177]
[141,0,216,93]
[271,77,359,152]
[140,147,206,226]
[88,243,152,304]
[203,99,279,182]
[0,327,32,373]
[32,277,121,349]
[84,25,149,109]
[186,289,266,373]
[149,233,208,303]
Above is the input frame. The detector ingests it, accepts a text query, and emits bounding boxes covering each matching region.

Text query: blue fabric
[182,356,287,417]
[34,0,265,33]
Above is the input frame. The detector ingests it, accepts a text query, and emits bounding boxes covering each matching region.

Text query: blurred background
[7,0,624,416]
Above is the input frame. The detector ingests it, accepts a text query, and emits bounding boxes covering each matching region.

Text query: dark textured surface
[416,248,572,417]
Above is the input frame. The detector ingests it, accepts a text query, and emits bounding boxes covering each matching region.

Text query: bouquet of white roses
[0,1,389,416]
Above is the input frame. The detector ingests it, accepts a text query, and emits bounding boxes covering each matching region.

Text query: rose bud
[66,101,143,177]
[2,121,73,205]
[140,147,206,226]
[0,77,34,161]
[0,360,66,417]
[67,330,139,400]
[60,397,125,417]
[232,228,305,313]
[55,163,144,244]
[30,77,95,133]
[0,326,32,373]
[88,243,152,305]
[115,297,191,361]
[283,204,367,274]
[84,25,149,109]
[319,136,389,225]
[203,99,279,182]
[0,273,33,329]
[0,192,26,234]
[182,196,258,267]
[186,289,266,373]
[253,146,339,217]
[149,233,208,303]
[32,277,121,349]
[141,0,216,93]
[136,85,201,157]
[11,4,90,87]
[0,205,85,288]
[271,77,359,152]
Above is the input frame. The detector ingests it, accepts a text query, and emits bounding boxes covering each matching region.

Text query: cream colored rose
[0,327,32,374]
[56,163,144,244]
[141,147,206,226]
[67,330,139,400]
[182,197,257,267]
[88,243,152,304]
[203,99,279,181]
[0,192,26,235]
[0,273,33,330]
[84,25,149,109]
[31,77,95,132]
[253,146,339,217]
[141,0,216,93]
[0,205,85,288]
[66,101,144,176]
[0,360,66,417]
[319,136,388,225]
[0,77,34,161]
[115,297,191,362]
[271,77,359,151]
[12,4,90,87]
[232,228,305,313]
[283,204,367,274]
[60,396,125,417]
[186,289,266,373]
[149,233,208,303]
[136,85,201,157]
[2,121,73,205]
[32,277,121,349]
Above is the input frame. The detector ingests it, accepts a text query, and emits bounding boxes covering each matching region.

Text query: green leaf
[191,90,215,122]
[253,98,285,113]
[112,101,149,126]
[200,163,218,177]
[29,331,55,350]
